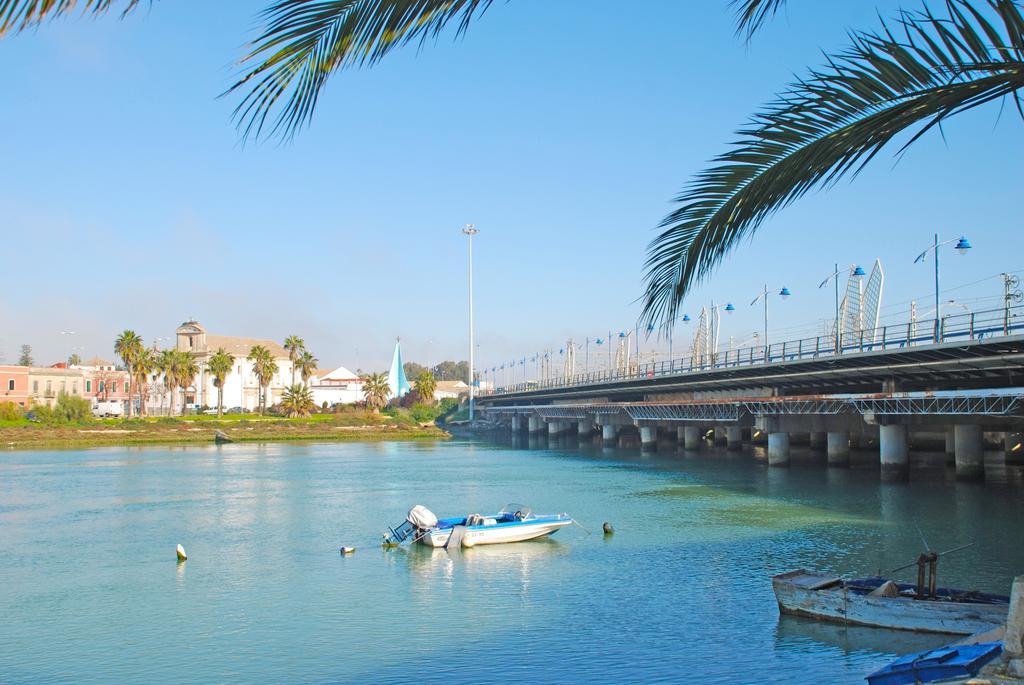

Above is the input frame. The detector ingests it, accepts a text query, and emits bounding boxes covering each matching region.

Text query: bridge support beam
[528,415,543,435]
[954,424,984,480]
[880,424,909,480]
[726,426,743,451]
[601,424,618,446]
[548,420,563,437]
[683,426,701,450]
[511,415,522,432]
[639,426,657,450]
[945,428,956,466]
[577,418,594,438]
[827,431,850,468]
[676,427,687,445]
[768,432,790,467]
[810,432,827,449]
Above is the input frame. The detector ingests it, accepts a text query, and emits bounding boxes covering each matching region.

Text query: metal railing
[489,304,1024,396]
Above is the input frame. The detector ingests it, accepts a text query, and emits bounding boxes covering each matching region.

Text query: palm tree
[133,347,154,417]
[176,350,199,415]
[156,348,177,416]
[296,350,318,387]
[284,335,304,385]
[362,372,391,413]
[206,348,236,418]
[114,329,142,418]
[247,345,279,414]
[281,384,315,417]
[414,370,437,405]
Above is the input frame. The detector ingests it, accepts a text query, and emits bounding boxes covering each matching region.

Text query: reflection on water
[1,437,1022,684]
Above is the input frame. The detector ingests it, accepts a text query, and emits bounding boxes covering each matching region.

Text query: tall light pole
[750,285,790,361]
[462,224,479,421]
[914,233,971,341]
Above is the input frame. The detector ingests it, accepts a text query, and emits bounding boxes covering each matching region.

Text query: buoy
[340,546,355,555]
[602,522,614,535]
[176,544,188,561]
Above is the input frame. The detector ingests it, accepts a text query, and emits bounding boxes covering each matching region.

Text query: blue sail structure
[388,339,411,399]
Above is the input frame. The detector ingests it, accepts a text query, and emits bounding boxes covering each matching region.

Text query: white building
[173,320,295,411]
[309,365,364,407]
[432,380,469,400]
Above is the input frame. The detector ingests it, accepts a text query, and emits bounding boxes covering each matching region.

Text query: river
[1,438,1022,683]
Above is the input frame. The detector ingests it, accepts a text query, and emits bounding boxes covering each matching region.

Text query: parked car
[225,406,246,415]
[92,401,123,418]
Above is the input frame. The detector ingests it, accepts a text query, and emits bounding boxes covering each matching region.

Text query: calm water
[2,437,1023,684]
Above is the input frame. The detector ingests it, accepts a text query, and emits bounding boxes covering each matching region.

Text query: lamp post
[462,224,479,420]
[914,234,971,341]
[750,286,791,361]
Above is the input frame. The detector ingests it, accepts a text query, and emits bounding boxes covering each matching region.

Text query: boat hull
[418,518,572,548]
[772,570,1008,635]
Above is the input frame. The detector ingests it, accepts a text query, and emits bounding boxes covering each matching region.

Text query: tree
[247,345,278,414]
[156,348,177,416]
[281,384,315,417]
[207,348,236,418]
[296,350,318,386]
[133,347,154,417]
[175,350,199,415]
[67,353,82,367]
[284,335,304,385]
[362,372,391,413]
[413,370,437,405]
[403,361,428,380]
[114,330,143,418]
[18,344,32,366]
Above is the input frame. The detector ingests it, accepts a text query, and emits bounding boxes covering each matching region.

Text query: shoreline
[0,419,450,450]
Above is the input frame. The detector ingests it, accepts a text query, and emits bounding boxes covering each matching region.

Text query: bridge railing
[488,304,1024,395]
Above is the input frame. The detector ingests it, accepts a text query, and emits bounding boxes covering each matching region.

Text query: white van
[92,400,124,418]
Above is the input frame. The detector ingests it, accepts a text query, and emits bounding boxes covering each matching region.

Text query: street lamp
[819,264,863,353]
[750,285,791,361]
[914,233,972,341]
[462,224,479,420]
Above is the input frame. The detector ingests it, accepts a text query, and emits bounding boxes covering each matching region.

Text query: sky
[1,0,1021,375]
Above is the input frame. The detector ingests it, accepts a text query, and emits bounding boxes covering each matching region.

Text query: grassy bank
[0,409,449,450]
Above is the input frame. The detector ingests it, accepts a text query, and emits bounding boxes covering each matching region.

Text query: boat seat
[790,574,842,590]
[466,514,485,527]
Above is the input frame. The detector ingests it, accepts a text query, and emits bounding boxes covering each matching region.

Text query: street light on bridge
[914,233,972,341]
[750,285,791,361]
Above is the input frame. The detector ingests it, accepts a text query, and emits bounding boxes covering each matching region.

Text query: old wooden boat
[771,569,1009,635]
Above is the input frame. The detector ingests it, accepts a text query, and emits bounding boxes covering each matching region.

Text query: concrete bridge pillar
[676,427,687,445]
[954,424,984,480]
[683,426,701,450]
[548,420,561,437]
[511,415,522,432]
[768,432,790,467]
[810,432,827,449]
[726,426,743,451]
[945,428,956,466]
[880,424,909,480]
[827,431,850,468]
[639,426,658,450]
[1006,431,1024,466]
[601,424,618,446]
[713,427,728,446]
[577,418,594,437]
[528,415,543,434]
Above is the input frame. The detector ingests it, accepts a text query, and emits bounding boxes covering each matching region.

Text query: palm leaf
[731,0,788,40]
[642,0,1024,328]
[227,0,494,143]
[0,0,142,35]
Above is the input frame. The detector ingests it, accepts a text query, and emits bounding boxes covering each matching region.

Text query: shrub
[0,401,24,421]
[32,392,93,425]
[409,402,439,423]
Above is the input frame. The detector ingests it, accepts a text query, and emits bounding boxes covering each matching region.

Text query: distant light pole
[819,264,864,353]
[750,285,791,361]
[462,224,479,420]
[914,233,972,341]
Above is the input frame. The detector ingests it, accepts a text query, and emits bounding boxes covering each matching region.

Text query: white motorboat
[385,504,573,549]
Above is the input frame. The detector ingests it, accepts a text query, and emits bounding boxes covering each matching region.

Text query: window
[33,381,38,393]
[72,382,79,395]
[86,380,92,393]
[124,382,129,393]
[60,381,66,393]
[99,382,105,393]
[6,379,13,391]
[46,380,52,393]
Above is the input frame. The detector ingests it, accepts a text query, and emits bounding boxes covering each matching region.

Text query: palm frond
[227,0,494,143]
[731,0,788,40]
[0,0,142,35]
[642,0,1024,328]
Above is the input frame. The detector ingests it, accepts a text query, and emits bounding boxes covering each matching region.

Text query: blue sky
[1,0,1021,374]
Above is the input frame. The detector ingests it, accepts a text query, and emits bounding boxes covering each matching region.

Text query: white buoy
[340,546,355,555]
[176,544,187,561]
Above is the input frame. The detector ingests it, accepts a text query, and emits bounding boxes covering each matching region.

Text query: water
[1,438,1022,684]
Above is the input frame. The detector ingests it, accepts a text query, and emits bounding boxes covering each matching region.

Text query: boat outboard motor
[384,505,438,546]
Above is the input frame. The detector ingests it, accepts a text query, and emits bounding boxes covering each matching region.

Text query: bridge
[476,305,1024,480]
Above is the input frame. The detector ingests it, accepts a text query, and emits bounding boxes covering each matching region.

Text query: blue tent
[388,339,411,399]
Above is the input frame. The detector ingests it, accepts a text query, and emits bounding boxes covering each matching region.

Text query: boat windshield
[499,503,532,518]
